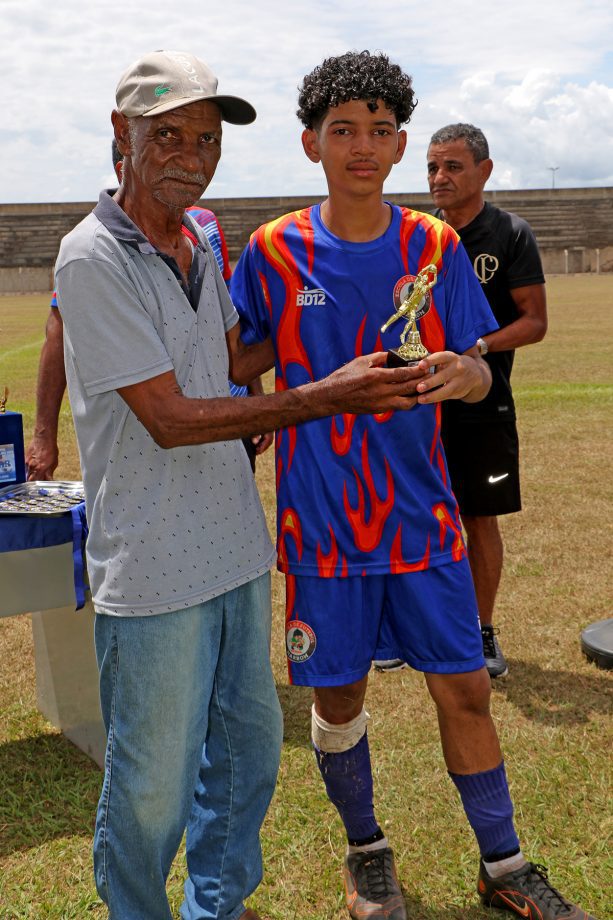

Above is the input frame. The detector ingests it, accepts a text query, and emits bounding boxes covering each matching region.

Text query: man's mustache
[157,169,208,185]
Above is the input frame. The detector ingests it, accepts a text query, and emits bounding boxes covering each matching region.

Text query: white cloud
[418,71,613,190]
[1,0,612,201]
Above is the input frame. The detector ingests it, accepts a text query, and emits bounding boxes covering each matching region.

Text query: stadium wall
[1,187,612,293]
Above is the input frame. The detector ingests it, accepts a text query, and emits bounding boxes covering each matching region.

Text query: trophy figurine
[381,264,437,369]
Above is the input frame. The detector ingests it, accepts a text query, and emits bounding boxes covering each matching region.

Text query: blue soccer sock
[449,761,520,860]
[313,732,382,845]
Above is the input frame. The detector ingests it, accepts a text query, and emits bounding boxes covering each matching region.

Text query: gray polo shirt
[55,191,274,616]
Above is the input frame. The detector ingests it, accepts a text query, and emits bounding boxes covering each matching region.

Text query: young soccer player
[231,50,597,920]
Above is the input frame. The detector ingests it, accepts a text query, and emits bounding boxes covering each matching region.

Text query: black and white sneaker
[478,859,598,918]
[343,847,407,919]
[481,625,509,678]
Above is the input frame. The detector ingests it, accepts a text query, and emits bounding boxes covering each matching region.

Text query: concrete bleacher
[1,187,612,292]
[205,188,613,269]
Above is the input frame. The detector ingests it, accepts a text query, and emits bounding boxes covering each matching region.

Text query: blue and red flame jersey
[231,204,497,577]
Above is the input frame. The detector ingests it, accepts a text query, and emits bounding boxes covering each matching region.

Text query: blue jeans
[93,572,282,920]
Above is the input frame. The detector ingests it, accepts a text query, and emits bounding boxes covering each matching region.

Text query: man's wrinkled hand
[25,435,58,481]
[324,352,428,415]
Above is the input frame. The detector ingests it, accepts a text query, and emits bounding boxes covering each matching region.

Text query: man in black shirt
[427,123,547,677]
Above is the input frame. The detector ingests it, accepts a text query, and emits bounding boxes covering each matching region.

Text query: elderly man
[55,50,418,920]
[26,141,268,480]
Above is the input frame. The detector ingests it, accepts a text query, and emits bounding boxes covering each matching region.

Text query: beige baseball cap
[115,50,256,124]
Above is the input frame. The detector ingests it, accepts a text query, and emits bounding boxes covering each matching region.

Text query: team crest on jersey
[392,274,431,320]
[473,253,499,284]
[296,286,327,307]
[286,621,317,663]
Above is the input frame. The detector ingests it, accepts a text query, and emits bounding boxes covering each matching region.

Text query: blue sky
[3,0,612,203]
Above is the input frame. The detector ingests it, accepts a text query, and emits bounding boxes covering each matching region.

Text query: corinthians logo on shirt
[296,286,327,306]
[473,253,500,284]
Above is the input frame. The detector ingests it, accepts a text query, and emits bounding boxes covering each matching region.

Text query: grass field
[0,277,612,919]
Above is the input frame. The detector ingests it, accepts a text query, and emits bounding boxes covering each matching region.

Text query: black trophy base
[386,349,436,374]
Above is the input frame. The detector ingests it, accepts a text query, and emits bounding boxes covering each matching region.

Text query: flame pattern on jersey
[343,430,395,554]
[231,204,497,576]
[316,524,348,578]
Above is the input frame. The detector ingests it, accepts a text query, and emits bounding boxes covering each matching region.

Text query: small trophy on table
[0,387,27,487]
[381,264,437,369]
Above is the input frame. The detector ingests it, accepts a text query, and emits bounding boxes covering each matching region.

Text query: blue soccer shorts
[284,561,485,687]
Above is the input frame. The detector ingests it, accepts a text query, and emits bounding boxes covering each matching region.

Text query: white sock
[347,836,389,855]
[483,850,527,879]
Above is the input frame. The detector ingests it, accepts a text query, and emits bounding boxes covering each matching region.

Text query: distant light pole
[548,166,559,189]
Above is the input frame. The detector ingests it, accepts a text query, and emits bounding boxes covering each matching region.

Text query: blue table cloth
[0,503,88,608]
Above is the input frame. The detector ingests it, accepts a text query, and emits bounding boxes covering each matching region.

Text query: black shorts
[442,418,521,517]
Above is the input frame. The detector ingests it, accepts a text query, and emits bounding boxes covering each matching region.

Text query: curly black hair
[297,50,417,129]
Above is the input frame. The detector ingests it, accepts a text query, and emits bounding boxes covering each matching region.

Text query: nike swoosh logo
[497,891,532,917]
[488,473,509,483]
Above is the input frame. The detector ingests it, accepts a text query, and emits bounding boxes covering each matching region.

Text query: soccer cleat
[481,625,509,678]
[478,859,598,919]
[373,659,408,672]
[343,847,407,919]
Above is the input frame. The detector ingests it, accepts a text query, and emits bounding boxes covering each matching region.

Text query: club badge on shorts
[286,621,316,663]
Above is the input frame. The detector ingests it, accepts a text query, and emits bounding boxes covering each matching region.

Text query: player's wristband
[477,337,489,356]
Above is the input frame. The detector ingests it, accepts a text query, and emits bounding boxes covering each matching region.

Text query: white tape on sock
[311,705,370,753]
[483,851,526,879]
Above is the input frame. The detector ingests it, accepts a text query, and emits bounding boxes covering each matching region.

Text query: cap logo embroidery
[154,85,172,97]
[170,53,206,94]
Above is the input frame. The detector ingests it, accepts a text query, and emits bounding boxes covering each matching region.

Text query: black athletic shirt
[437,202,545,422]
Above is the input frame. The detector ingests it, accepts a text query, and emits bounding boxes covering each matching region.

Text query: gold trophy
[381,264,437,368]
